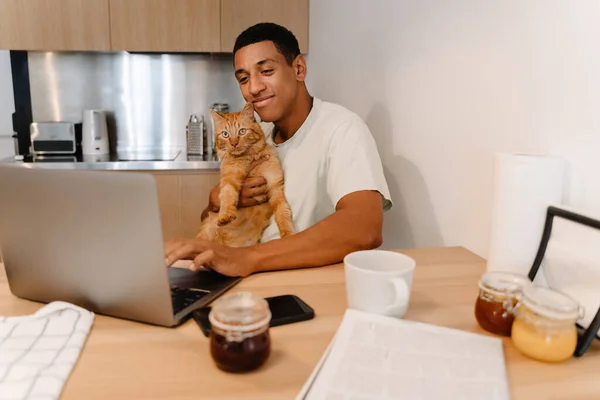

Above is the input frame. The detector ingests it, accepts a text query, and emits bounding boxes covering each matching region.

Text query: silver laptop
[0,166,241,327]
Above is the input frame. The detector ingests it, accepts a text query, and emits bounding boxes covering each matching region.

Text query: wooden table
[1,247,599,399]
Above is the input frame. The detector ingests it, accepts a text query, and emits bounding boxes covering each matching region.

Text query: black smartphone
[192,294,315,337]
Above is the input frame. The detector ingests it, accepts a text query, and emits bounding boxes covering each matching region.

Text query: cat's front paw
[280,228,294,238]
[217,209,237,226]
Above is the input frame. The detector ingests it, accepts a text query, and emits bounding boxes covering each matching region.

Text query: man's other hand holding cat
[201,155,270,220]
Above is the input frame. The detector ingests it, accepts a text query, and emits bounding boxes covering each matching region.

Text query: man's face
[234,41,300,123]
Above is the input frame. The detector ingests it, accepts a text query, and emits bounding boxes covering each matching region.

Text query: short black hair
[233,22,300,65]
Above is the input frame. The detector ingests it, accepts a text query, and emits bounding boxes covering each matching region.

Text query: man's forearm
[250,193,383,273]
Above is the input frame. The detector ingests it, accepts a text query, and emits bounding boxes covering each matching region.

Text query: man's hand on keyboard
[164,238,256,277]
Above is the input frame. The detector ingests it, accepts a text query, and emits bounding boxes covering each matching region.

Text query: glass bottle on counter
[509,284,583,363]
[474,271,530,336]
[208,292,271,373]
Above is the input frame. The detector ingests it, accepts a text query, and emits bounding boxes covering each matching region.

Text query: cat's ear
[210,108,226,125]
[241,102,256,122]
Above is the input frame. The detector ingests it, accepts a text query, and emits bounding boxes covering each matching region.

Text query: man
[165,23,392,277]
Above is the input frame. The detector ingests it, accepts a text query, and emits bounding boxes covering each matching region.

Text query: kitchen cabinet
[220,0,309,53]
[149,170,220,242]
[109,0,220,52]
[153,174,181,242]
[179,174,221,238]
[0,0,111,51]
[0,0,308,53]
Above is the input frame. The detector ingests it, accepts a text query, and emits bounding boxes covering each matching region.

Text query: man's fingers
[191,250,215,271]
[165,239,211,266]
[253,195,268,204]
[239,179,268,208]
[164,239,186,265]
[164,238,184,256]
[243,176,267,188]
[165,244,194,266]
[245,184,267,197]
[238,198,256,208]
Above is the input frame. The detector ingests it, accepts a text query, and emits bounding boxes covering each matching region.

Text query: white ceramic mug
[344,250,416,318]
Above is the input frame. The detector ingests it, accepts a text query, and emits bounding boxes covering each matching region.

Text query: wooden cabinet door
[220,0,309,54]
[180,172,220,238]
[153,174,182,242]
[150,171,219,242]
[0,0,111,50]
[109,0,220,52]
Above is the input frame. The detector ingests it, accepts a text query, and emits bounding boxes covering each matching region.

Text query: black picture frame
[527,206,600,357]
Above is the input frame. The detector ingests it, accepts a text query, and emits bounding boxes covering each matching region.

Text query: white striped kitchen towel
[0,302,94,400]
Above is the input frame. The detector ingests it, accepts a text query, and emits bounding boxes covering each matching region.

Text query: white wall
[0,50,15,158]
[306,0,600,257]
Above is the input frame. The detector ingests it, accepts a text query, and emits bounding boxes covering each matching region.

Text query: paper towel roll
[486,153,567,283]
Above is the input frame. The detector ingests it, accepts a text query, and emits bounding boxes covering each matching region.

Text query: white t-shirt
[260,98,392,243]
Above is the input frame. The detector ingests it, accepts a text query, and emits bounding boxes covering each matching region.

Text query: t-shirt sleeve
[326,117,393,211]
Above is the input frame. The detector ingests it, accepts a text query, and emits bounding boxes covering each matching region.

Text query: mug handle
[386,278,410,315]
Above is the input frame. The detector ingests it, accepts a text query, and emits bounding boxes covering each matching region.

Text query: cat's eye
[221,131,229,138]
[238,128,247,135]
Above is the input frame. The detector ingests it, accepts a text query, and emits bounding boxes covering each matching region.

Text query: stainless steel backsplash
[28,52,245,154]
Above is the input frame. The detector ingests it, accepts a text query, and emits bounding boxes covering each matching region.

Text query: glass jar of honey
[510,284,583,363]
[474,271,530,336]
[208,292,271,373]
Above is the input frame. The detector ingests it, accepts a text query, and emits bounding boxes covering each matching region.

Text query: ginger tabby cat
[196,102,294,247]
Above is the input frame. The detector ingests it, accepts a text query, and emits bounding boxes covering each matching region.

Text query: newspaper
[297,309,509,400]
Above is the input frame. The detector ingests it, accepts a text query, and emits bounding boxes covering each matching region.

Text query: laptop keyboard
[171,286,210,314]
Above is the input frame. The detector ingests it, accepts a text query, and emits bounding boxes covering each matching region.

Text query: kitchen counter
[0,151,220,171]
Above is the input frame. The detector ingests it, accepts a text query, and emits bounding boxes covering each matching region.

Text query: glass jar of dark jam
[208,292,271,373]
[474,271,530,336]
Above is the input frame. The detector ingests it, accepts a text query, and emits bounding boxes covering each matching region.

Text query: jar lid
[521,284,583,321]
[479,271,530,296]
[209,292,271,332]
